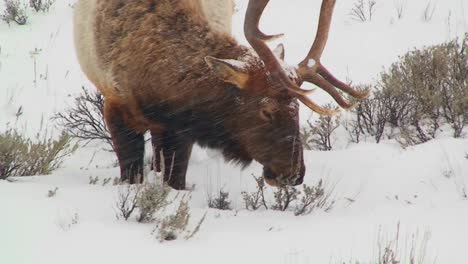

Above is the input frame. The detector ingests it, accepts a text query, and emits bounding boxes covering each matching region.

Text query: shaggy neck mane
[138,84,253,167]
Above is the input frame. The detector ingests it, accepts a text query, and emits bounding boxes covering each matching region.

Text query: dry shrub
[422,1,436,22]
[154,194,207,242]
[137,182,171,222]
[207,189,232,210]
[302,105,341,151]
[393,0,406,20]
[349,0,377,22]
[340,224,434,264]
[29,0,54,12]
[242,176,335,215]
[115,184,139,221]
[242,174,268,210]
[47,187,58,198]
[0,127,77,179]
[295,180,335,216]
[88,176,99,185]
[271,181,335,215]
[344,86,391,144]
[54,87,112,151]
[1,0,27,25]
[114,181,205,241]
[115,181,171,222]
[272,186,300,211]
[154,194,191,241]
[345,35,468,146]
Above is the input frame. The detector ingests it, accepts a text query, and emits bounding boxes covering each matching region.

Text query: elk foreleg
[104,101,145,184]
[157,130,193,190]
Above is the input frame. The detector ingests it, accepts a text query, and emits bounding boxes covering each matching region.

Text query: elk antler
[296,0,370,109]
[245,0,337,116]
[244,0,370,115]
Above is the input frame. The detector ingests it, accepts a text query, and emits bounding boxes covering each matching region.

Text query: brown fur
[74,0,305,189]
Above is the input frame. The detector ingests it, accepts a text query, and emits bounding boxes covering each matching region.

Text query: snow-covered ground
[1,0,467,263]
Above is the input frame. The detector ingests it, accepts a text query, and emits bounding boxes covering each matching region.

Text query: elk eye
[260,109,274,123]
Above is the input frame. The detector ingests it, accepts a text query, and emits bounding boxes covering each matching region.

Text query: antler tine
[297,94,341,116]
[244,0,313,96]
[317,66,371,99]
[296,0,370,111]
[244,0,284,42]
[301,71,356,109]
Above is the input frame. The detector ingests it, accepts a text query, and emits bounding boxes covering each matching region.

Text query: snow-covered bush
[0,127,77,179]
[207,189,232,210]
[295,180,335,216]
[29,0,54,12]
[242,175,268,210]
[152,192,207,242]
[114,181,205,241]
[115,184,139,221]
[54,87,112,151]
[242,176,335,215]
[345,35,468,145]
[137,182,171,222]
[154,195,191,241]
[1,0,27,25]
[271,186,300,211]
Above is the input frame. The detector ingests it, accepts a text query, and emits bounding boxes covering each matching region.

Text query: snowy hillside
[1,0,467,263]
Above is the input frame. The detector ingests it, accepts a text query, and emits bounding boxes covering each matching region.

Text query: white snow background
[0,0,467,263]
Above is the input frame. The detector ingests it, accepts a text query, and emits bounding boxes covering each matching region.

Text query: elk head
[205,0,370,187]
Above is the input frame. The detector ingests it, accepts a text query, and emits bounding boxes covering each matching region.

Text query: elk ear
[205,56,249,89]
[273,44,285,61]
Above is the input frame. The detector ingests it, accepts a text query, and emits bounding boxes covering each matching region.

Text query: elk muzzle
[262,156,305,187]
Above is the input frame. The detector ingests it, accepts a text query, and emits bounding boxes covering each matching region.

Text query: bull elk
[73,0,369,189]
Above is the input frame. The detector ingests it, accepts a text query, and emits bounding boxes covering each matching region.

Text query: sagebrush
[154,194,191,241]
[242,174,268,210]
[1,0,28,25]
[29,0,54,12]
[242,176,335,215]
[345,35,468,146]
[137,182,171,222]
[301,107,341,151]
[0,128,77,179]
[114,181,206,242]
[207,189,232,210]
